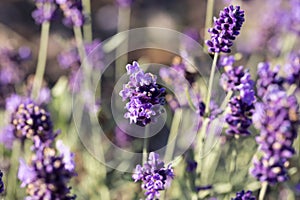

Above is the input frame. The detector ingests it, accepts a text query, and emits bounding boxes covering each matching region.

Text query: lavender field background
[0,0,299,200]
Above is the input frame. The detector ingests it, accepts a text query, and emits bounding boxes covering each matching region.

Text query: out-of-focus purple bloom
[18,144,76,199]
[5,94,22,114]
[205,5,245,53]
[10,99,56,149]
[256,62,285,98]
[116,0,133,8]
[32,0,57,24]
[218,55,235,68]
[250,156,288,184]
[132,152,174,200]
[231,190,256,200]
[288,0,300,35]
[285,51,300,86]
[114,123,134,148]
[0,125,15,149]
[182,28,201,51]
[251,87,299,184]
[56,0,84,27]
[120,62,166,126]
[0,47,30,107]
[57,40,103,92]
[56,140,76,171]
[0,171,4,194]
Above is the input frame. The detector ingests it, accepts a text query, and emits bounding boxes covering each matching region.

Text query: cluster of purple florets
[18,141,76,200]
[251,86,299,184]
[132,152,174,200]
[1,95,77,198]
[119,62,166,126]
[32,0,84,27]
[220,57,256,136]
[206,5,245,53]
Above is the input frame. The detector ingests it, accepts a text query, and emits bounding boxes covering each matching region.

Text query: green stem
[6,141,21,199]
[205,53,219,115]
[31,21,50,100]
[204,0,215,45]
[220,91,233,110]
[82,0,92,42]
[143,126,150,165]
[164,109,182,163]
[259,182,268,200]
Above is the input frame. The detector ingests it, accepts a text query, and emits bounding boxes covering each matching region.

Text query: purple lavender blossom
[218,55,235,68]
[18,141,76,199]
[0,47,30,107]
[250,156,288,184]
[32,0,57,24]
[205,5,245,53]
[57,40,103,92]
[251,87,299,184]
[132,152,174,200]
[231,190,256,200]
[120,62,166,126]
[10,99,56,149]
[256,62,284,98]
[0,125,15,149]
[285,51,300,86]
[56,0,84,27]
[186,160,197,172]
[114,123,135,148]
[221,61,256,137]
[288,0,300,35]
[116,0,133,8]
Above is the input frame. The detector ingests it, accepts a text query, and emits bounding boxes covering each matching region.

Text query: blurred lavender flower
[256,62,284,98]
[251,155,288,184]
[288,0,300,35]
[116,0,133,7]
[182,28,201,51]
[114,123,134,148]
[251,87,299,184]
[32,0,57,24]
[120,62,166,126]
[0,125,15,149]
[56,0,85,27]
[218,55,235,68]
[206,5,245,53]
[132,152,174,200]
[10,98,57,149]
[0,171,4,194]
[285,51,300,86]
[57,40,103,92]
[231,190,256,200]
[18,141,76,199]
[0,47,31,107]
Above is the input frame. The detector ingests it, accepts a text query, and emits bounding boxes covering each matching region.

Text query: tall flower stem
[205,53,219,115]
[82,0,92,42]
[143,125,150,165]
[6,141,21,199]
[31,22,50,100]
[115,6,131,80]
[204,0,215,46]
[164,109,182,163]
[259,182,268,200]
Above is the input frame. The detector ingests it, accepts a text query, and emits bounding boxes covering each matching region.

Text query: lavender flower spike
[231,190,256,200]
[18,141,76,199]
[119,62,166,126]
[0,171,4,194]
[206,5,245,53]
[132,152,174,200]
